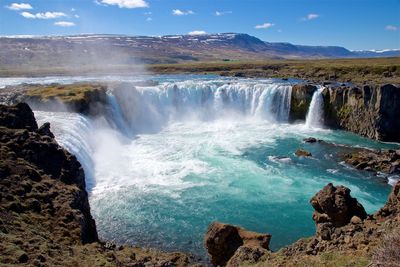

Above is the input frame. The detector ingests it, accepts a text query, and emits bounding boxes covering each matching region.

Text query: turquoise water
[27,75,397,260]
[88,121,393,259]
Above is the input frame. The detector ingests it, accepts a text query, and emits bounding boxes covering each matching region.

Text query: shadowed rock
[0,102,38,130]
[204,222,271,266]
[310,183,367,228]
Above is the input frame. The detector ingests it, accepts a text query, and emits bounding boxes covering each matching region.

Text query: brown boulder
[295,149,312,157]
[376,180,400,218]
[310,183,367,227]
[204,222,271,266]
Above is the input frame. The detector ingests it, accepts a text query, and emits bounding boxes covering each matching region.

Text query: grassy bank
[149,57,400,85]
[0,57,399,85]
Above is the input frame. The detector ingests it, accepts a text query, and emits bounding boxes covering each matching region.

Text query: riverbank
[0,58,399,87]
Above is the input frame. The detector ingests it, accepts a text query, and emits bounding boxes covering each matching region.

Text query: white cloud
[20,11,35,18]
[98,0,148,8]
[7,3,33,10]
[188,30,207,35]
[215,11,232,16]
[385,25,398,31]
[21,11,67,19]
[172,9,194,16]
[302,13,319,21]
[255,22,274,29]
[146,17,152,21]
[71,8,76,12]
[54,21,76,27]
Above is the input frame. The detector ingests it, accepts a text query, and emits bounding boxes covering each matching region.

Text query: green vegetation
[1,57,398,86]
[26,83,106,102]
[149,57,400,85]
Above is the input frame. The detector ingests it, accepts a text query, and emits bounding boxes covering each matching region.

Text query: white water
[305,87,325,128]
[107,80,292,135]
[35,111,98,190]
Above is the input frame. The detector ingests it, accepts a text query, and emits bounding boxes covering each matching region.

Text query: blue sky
[0,0,399,50]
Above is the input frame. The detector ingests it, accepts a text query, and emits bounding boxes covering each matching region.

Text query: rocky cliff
[0,103,196,266]
[322,84,400,142]
[290,83,400,142]
[289,84,318,122]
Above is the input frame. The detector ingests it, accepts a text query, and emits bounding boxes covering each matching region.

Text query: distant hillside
[0,33,399,69]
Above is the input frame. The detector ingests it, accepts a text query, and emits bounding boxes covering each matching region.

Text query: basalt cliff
[290,83,400,142]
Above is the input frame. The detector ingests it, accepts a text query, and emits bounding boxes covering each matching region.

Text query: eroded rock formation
[204,222,271,266]
[310,183,367,228]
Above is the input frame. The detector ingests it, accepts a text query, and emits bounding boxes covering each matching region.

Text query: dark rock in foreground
[204,222,271,267]
[310,183,367,227]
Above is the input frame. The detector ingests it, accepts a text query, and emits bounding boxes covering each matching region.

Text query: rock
[322,84,400,142]
[295,149,312,157]
[37,122,55,138]
[389,165,400,174]
[204,222,271,266]
[310,183,367,227]
[376,180,400,218]
[0,102,38,130]
[350,216,362,224]
[344,149,400,175]
[303,137,318,143]
[289,84,318,122]
[226,246,266,267]
[17,251,29,263]
[204,222,243,266]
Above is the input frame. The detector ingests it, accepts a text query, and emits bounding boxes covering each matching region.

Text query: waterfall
[34,111,96,190]
[305,86,325,128]
[107,81,293,135]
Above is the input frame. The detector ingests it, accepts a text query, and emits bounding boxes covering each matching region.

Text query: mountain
[0,33,398,69]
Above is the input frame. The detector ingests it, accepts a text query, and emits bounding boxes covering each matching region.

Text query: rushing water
[7,75,397,260]
[306,86,325,128]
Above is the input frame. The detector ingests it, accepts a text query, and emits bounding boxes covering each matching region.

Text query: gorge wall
[290,83,400,142]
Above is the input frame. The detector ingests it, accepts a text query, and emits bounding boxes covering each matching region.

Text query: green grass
[26,83,105,102]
